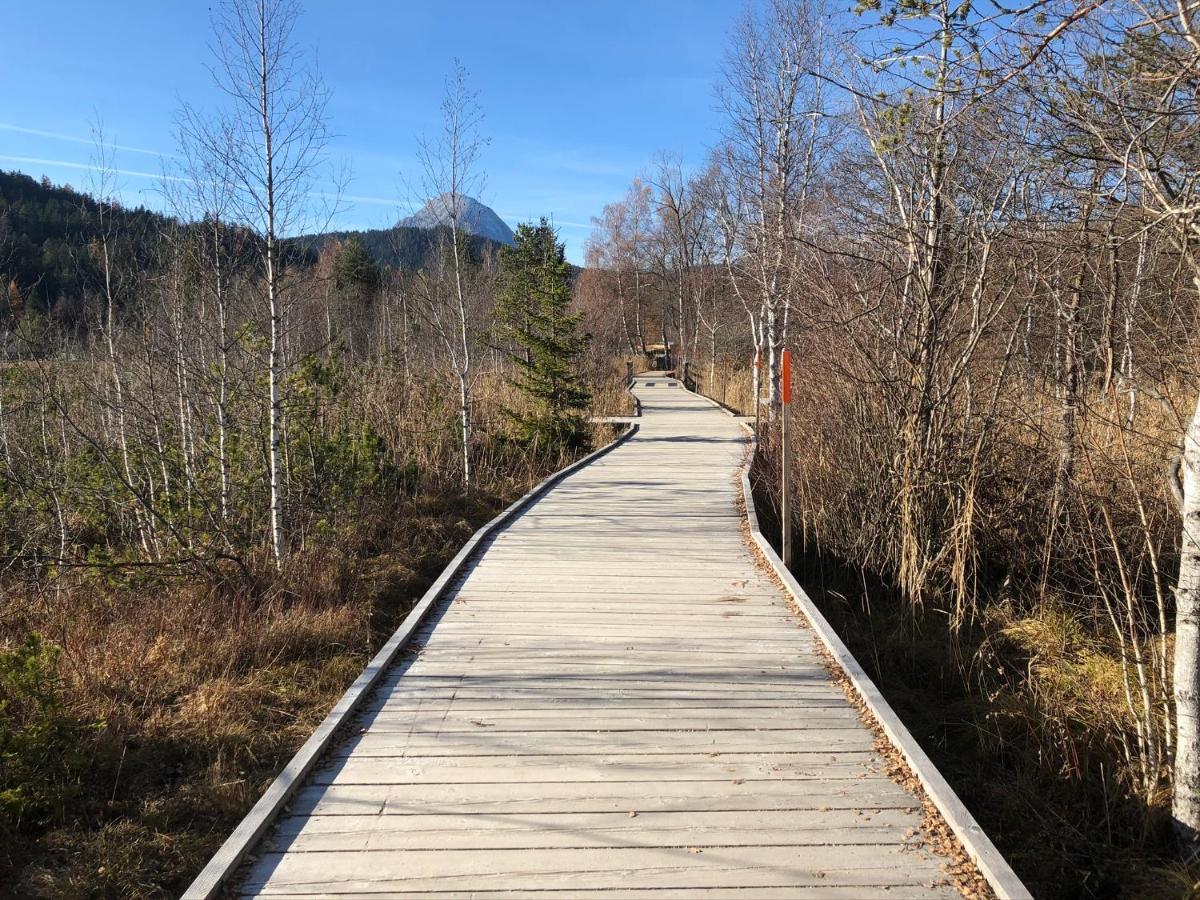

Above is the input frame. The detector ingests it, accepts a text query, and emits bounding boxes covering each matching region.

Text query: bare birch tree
[88,126,155,557]
[1021,0,1200,844]
[586,178,654,357]
[204,0,331,564]
[718,0,829,415]
[415,60,488,490]
[172,113,246,534]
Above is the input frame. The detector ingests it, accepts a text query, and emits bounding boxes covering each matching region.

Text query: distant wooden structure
[643,341,673,371]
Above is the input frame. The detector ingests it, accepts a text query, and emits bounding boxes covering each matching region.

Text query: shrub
[0,634,93,828]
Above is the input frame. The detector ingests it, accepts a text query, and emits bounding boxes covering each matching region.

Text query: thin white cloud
[3,158,407,211]
[0,155,187,183]
[0,123,178,159]
[0,156,593,239]
[316,191,405,207]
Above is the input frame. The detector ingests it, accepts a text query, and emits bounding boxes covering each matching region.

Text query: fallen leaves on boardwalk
[736,466,995,900]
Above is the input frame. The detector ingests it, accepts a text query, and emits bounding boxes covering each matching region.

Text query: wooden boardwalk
[234,377,965,898]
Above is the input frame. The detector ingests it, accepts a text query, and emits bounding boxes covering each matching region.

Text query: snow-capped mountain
[398,194,516,246]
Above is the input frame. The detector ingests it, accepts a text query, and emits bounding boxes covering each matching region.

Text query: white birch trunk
[266,246,285,564]
[215,233,232,525]
[259,16,286,566]
[1174,385,1200,843]
[451,230,472,491]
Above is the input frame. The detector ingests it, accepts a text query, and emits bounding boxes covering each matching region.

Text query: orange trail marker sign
[781,348,792,405]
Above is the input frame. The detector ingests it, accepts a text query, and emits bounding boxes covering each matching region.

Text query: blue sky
[1,1,749,263]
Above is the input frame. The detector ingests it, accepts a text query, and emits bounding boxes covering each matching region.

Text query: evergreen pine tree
[331,237,381,300]
[497,219,591,450]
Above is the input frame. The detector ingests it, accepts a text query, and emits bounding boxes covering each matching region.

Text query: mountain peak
[398,194,515,246]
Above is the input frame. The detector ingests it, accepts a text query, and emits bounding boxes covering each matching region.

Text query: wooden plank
[392,665,833,680]
[356,718,865,735]
[398,655,830,672]
[265,809,922,851]
[238,888,955,899]
[311,752,882,785]
[336,727,876,758]
[240,845,952,894]
[430,602,791,616]
[356,708,863,730]
[412,625,811,641]
[398,652,820,667]
[371,674,849,694]
[451,580,777,595]
[433,613,786,624]
[418,618,802,630]
[369,685,847,701]
[285,780,920,818]
[362,697,852,711]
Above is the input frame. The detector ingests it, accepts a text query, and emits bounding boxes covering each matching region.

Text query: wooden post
[781,348,792,569]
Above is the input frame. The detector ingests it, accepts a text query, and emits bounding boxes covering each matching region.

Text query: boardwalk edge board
[703,388,1032,900]
[182,421,640,900]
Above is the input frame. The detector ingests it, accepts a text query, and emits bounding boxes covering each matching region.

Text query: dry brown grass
[717,355,1188,897]
[587,355,637,417]
[694,359,756,414]
[0,344,628,897]
[0,480,520,898]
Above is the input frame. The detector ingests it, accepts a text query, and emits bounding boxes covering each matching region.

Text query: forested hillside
[0,170,516,350]
[296,223,507,271]
[0,171,169,329]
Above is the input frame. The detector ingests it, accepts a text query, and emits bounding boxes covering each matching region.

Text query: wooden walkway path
[230,377,970,898]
